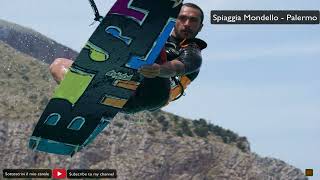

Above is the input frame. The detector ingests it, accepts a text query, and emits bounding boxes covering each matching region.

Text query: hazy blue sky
[1,0,319,178]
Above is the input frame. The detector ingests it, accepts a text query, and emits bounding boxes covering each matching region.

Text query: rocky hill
[0,20,307,180]
[0,19,78,64]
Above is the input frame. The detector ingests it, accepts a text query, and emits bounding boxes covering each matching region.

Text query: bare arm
[138,42,203,78]
[138,59,185,78]
[158,59,185,78]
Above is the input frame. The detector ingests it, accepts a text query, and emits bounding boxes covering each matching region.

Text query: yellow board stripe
[113,80,140,90]
[101,96,128,108]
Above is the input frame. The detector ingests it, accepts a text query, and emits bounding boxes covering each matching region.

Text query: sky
[1,0,319,178]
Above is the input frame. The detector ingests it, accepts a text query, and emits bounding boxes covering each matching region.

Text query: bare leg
[49,58,73,84]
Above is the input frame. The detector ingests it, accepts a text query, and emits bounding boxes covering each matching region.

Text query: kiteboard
[29,0,183,156]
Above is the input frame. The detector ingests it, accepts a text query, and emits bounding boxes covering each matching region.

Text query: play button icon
[52,169,67,179]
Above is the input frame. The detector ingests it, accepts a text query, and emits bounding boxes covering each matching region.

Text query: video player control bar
[3,169,117,179]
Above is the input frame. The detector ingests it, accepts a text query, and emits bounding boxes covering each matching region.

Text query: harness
[159,39,193,102]
[169,75,191,101]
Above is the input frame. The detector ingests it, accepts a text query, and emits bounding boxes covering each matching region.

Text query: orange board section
[113,80,140,90]
[101,96,128,108]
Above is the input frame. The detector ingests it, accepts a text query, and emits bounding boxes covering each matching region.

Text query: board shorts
[121,77,171,114]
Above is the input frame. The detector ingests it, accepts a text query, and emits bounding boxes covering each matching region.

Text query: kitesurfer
[50,3,207,113]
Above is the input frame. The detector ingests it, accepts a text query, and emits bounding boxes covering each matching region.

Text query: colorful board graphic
[29,0,183,156]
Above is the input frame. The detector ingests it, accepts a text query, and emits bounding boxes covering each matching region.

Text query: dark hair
[183,3,204,24]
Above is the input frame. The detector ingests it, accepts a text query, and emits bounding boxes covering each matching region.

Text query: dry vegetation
[0,41,56,121]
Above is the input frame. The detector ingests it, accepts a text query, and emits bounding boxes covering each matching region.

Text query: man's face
[172,6,203,40]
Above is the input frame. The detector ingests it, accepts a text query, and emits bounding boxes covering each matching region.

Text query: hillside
[0,19,78,64]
